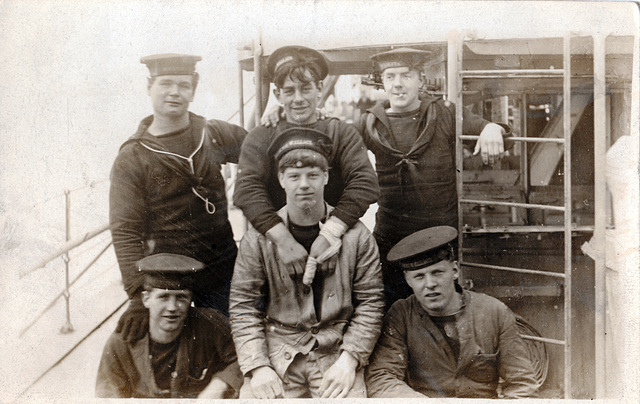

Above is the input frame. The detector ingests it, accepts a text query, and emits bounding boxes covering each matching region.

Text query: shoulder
[190,307,231,331]
[103,331,131,356]
[246,123,275,139]
[466,290,512,316]
[383,297,414,331]
[206,118,246,134]
[345,220,374,242]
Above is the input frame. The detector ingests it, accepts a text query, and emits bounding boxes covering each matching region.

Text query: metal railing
[448,33,607,399]
[20,183,113,338]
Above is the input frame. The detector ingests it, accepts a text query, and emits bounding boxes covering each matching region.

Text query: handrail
[20,241,113,337]
[21,223,110,279]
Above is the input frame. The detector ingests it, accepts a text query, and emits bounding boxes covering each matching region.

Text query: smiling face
[147,74,195,120]
[274,70,322,125]
[404,259,460,316]
[382,66,423,113]
[143,288,192,343]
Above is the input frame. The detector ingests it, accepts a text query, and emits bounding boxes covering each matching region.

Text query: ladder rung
[521,335,566,346]
[464,225,594,234]
[460,69,565,78]
[459,135,565,144]
[460,199,565,212]
[462,261,566,279]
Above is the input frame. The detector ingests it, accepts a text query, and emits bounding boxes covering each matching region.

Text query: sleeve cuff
[213,361,244,392]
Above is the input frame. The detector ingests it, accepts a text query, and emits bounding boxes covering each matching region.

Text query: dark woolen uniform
[109,54,246,317]
[365,227,538,399]
[96,254,243,398]
[110,112,245,312]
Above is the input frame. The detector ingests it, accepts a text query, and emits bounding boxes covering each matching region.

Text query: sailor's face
[275,71,322,125]
[279,166,328,210]
[382,67,423,113]
[147,75,195,119]
[143,288,191,339]
[404,260,459,316]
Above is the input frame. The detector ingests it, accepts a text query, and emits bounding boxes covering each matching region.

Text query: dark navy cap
[370,47,432,73]
[267,45,329,81]
[137,253,204,290]
[387,226,458,271]
[269,127,333,163]
[140,53,202,77]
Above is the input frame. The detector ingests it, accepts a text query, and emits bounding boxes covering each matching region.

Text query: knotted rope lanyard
[140,127,216,214]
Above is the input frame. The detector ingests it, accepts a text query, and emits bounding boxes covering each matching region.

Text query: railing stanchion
[61,190,74,334]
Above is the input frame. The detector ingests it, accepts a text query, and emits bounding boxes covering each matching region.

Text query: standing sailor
[109,54,246,342]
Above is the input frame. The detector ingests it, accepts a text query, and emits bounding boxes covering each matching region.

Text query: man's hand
[473,122,505,165]
[261,106,329,127]
[250,366,284,399]
[266,223,308,278]
[115,294,148,343]
[319,351,358,398]
[309,234,330,260]
[197,377,231,399]
[261,105,284,127]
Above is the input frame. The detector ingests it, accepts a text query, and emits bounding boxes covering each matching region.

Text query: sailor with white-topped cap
[109,53,247,343]
[96,253,243,398]
[357,47,512,309]
[365,226,538,398]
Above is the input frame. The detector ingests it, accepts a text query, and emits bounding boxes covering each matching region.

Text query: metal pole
[521,93,530,224]
[593,33,607,398]
[562,35,572,399]
[253,35,263,126]
[448,30,464,263]
[238,54,245,129]
[61,190,74,334]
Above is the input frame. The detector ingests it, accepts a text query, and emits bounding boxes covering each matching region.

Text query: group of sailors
[97,45,538,399]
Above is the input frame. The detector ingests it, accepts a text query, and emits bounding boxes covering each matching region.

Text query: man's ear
[142,290,150,309]
[273,88,281,103]
[278,171,286,189]
[323,170,329,186]
[452,261,459,280]
[147,77,153,94]
[316,81,323,95]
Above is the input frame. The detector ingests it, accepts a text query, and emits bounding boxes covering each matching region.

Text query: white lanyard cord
[140,128,215,214]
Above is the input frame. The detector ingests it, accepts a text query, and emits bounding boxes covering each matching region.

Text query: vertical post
[448,30,464,263]
[238,55,245,129]
[61,190,74,334]
[521,93,530,224]
[253,35,264,127]
[593,33,607,398]
[562,35,572,399]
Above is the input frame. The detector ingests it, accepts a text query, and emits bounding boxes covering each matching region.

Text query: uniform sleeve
[95,334,133,398]
[199,308,244,392]
[444,102,513,148]
[228,231,273,375]
[365,302,427,398]
[208,120,247,163]
[340,228,385,367]
[328,121,379,228]
[496,307,540,398]
[232,127,283,235]
[109,147,147,298]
